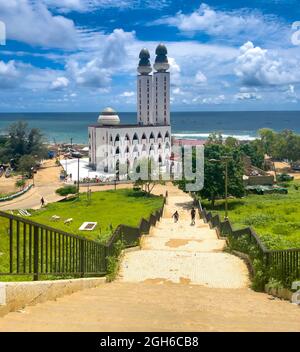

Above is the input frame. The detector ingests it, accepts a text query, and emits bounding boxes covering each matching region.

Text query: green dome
[138,48,151,67]
[155,43,167,56]
[155,43,168,64]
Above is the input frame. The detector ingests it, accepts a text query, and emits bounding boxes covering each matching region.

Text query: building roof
[89,123,170,129]
[173,139,206,146]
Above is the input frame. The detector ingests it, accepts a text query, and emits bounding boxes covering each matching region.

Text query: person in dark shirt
[191,207,196,226]
[172,211,179,223]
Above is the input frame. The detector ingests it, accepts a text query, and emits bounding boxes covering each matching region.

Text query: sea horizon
[0,110,299,144]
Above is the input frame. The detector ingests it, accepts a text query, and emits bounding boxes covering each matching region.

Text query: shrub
[55,185,77,196]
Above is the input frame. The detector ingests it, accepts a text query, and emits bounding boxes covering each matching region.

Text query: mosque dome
[98,107,120,126]
[137,48,152,75]
[154,43,169,72]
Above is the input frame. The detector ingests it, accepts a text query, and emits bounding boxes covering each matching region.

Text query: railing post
[9,218,13,274]
[33,226,39,281]
[80,239,85,277]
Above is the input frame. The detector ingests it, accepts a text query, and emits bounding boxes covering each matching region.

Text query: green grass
[202,181,300,250]
[0,189,163,280]
[27,189,162,242]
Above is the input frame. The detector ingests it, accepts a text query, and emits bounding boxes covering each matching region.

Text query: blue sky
[0,0,300,112]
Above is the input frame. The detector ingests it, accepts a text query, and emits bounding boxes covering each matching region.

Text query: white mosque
[88,44,172,177]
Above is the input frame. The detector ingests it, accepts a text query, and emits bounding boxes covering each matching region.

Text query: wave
[172,133,257,141]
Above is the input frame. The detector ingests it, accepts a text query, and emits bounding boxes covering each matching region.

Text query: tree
[199,144,245,207]
[133,157,164,196]
[15,179,26,190]
[258,128,276,156]
[225,136,239,149]
[0,121,47,165]
[18,155,36,175]
[239,141,264,169]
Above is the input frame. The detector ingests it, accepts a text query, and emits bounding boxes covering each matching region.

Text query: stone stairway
[118,187,250,288]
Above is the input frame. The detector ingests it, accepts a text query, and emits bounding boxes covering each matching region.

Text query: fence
[0,195,166,281]
[194,198,300,288]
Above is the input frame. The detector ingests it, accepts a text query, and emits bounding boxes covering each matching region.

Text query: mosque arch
[133,133,139,143]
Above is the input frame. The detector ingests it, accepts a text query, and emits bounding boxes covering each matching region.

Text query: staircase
[118,186,250,288]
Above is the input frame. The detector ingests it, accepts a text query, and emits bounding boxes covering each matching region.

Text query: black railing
[193,197,300,288]
[0,195,166,281]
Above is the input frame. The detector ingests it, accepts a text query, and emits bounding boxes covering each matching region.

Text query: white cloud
[235,41,300,86]
[50,76,70,90]
[120,91,135,97]
[0,60,19,88]
[235,92,262,100]
[152,3,286,44]
[67,59,111,88]
[44,0,170,13]
[0,0,78,48]
[195,70,207,84]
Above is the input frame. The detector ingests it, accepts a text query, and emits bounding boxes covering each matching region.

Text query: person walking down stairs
[172,210,179,223]
[191,207,196,226]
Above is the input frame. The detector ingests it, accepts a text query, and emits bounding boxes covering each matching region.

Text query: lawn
[28,189,164,242]
[0,189,163,280]
[202,181,300,250]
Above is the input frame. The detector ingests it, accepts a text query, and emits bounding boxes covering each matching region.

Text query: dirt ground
[273,161,300,180]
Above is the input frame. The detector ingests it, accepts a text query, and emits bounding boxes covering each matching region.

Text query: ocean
[0,111,299,144]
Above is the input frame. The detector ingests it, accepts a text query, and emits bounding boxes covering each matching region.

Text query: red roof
[173,139,206,146]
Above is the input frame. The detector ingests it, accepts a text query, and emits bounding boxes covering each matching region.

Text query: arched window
[150,132,155,139]
[142,133,147,141]
[115,134,120,143]
[115,147,120,155]
[142,144,147,152]
[149,144,155,152]
[133,145,139,153]
[165,131,170,140]
[158,132,162,139]
[165,142,170,150]
[158,143,162,150]
[125,134,130,141]
[125,146,130,153]
[133,133,139,143]
[158,155,162,163]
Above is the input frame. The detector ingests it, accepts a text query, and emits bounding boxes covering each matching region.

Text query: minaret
[137,48,153,125]
[153,44,170,126]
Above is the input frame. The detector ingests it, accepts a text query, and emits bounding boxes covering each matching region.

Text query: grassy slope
[0,189,163,279]
[29,189,163,241]
[202,181,300,250]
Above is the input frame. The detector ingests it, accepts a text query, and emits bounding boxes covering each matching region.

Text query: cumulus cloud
[195,71,207,84]
[0,0,78,48]
[67,59,111,88]
[50,76,70,90]
[0,60,19,88]
[152,3,285,43]
[235,41,300,86]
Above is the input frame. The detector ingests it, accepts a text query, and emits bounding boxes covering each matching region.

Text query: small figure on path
[172,210,179,223]
[41,197,45,208]
[191,207,196,226]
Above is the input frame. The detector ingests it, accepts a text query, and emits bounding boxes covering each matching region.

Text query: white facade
[153,72,170,125]
[89,125,171,173]
[89,44,172,175]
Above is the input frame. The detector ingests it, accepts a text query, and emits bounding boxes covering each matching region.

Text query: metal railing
[0,195,166,281]
[193,197,300,288]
